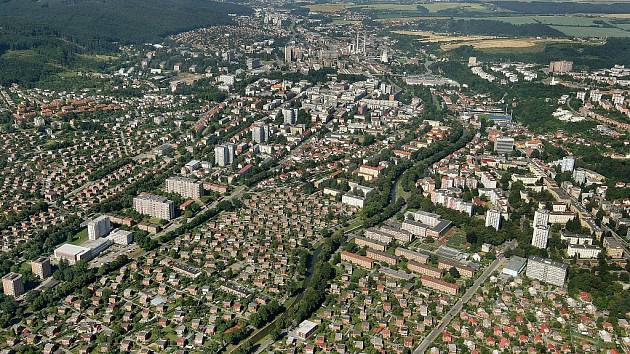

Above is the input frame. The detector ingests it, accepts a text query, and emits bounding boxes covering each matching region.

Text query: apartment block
[31,256,52,279]
[354,236,387,252]
[87,215,111,240]
[420,275,459,295]
[2,272,24,297]
[366,249,398,266]
[341,251,373,269]
[407,261,442,278]
[526,256,567,287]
[395,247,429,264]
[166,176,203,199]
[133,193,175,220]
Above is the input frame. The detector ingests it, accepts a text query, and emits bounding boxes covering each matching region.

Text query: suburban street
[413,256,507,354]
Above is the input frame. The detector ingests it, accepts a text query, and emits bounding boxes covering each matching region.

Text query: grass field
[306,3,349,13]
[551,25,630,37]
[421,2,489,13]
[70,229,89,245]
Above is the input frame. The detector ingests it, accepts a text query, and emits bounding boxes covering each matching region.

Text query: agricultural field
[420,2,491,13]
[305,3,350,13]
[551,25,630,37]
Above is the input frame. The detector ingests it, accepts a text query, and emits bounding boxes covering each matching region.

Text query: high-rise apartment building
[133,193,175,220]
[548,60,573,74]
[31,256,52,279]
[485,208,502,231]
[87,215,111,240]
[2,272,24,297]
[526,256,567,287]
[282,108,298,125]
[165,176,203,199]
[251,123,269,144]
[534,209,550,227]
[531,224,550,249]
[214,144,235,167]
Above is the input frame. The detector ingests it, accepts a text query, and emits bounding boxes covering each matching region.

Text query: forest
[0,0,251,85]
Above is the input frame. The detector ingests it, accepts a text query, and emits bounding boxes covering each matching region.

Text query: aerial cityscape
[0,0,629,353]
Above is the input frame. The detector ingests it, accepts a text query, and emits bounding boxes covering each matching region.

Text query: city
[0,0,629,353]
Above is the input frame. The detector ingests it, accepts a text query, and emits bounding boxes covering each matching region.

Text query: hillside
[0,0,251,43]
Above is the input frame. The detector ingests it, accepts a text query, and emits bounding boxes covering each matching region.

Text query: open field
[421,2,490,13]
[305,3,349,13]
[392,30,497,42]
[441,38,574,51]
[551,25,630,37]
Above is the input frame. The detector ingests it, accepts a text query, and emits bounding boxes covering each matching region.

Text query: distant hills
[0,0,251,85]
[0,0,252,43]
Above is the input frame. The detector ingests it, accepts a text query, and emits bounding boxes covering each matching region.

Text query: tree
[448,267,461,279]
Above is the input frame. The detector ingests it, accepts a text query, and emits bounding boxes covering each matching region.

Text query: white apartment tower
[534,209,550,227]
[87,215,111,240]
[526,256,567,287]
[532,224,550,249]
[485,208,502,231]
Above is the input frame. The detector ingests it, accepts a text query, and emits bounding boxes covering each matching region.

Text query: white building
[485,208,502,231]
[106,229,133,246]
[214,144,235,167]
[526,256,567,287]
[533,209,550,227]
[133,193,175,220]
[166,176,203,199]
[87,215,111,240]
[531,224,550,249]
[567,244,601,259]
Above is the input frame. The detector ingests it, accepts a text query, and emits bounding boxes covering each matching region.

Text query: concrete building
[133,193,175,220]
[295,320,318,340]
[31,256,52,279]
[531,224,550,249]
[494,137,514,155]
[214,144,235,167]
[526,256,567,287]
[534,209,550,227]
[166,176,203,199]
[87,215,111,240]
[2,272,24,297]
[603,237,624,259]
[502,256,527,277]
[251,122,269,144]
[106,229,133,246]
[548,60,573,73]
[560,230,593,245]
[341,251,373,269]
[485,208,502,231]
[54,244,91,265]
[282,108,298,125]
[567,244,601,259]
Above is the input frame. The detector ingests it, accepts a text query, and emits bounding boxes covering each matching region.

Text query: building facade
[133,193,175,220]
[166,176,203,199]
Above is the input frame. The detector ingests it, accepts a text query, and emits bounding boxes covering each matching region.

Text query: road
[413,256,506,354]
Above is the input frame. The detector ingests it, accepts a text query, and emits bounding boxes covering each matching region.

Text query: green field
[70,229,89,245]
[551,25,630,37]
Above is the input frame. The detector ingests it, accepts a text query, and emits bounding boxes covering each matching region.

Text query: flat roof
[55,243,90,256]
[504,256,527,272]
